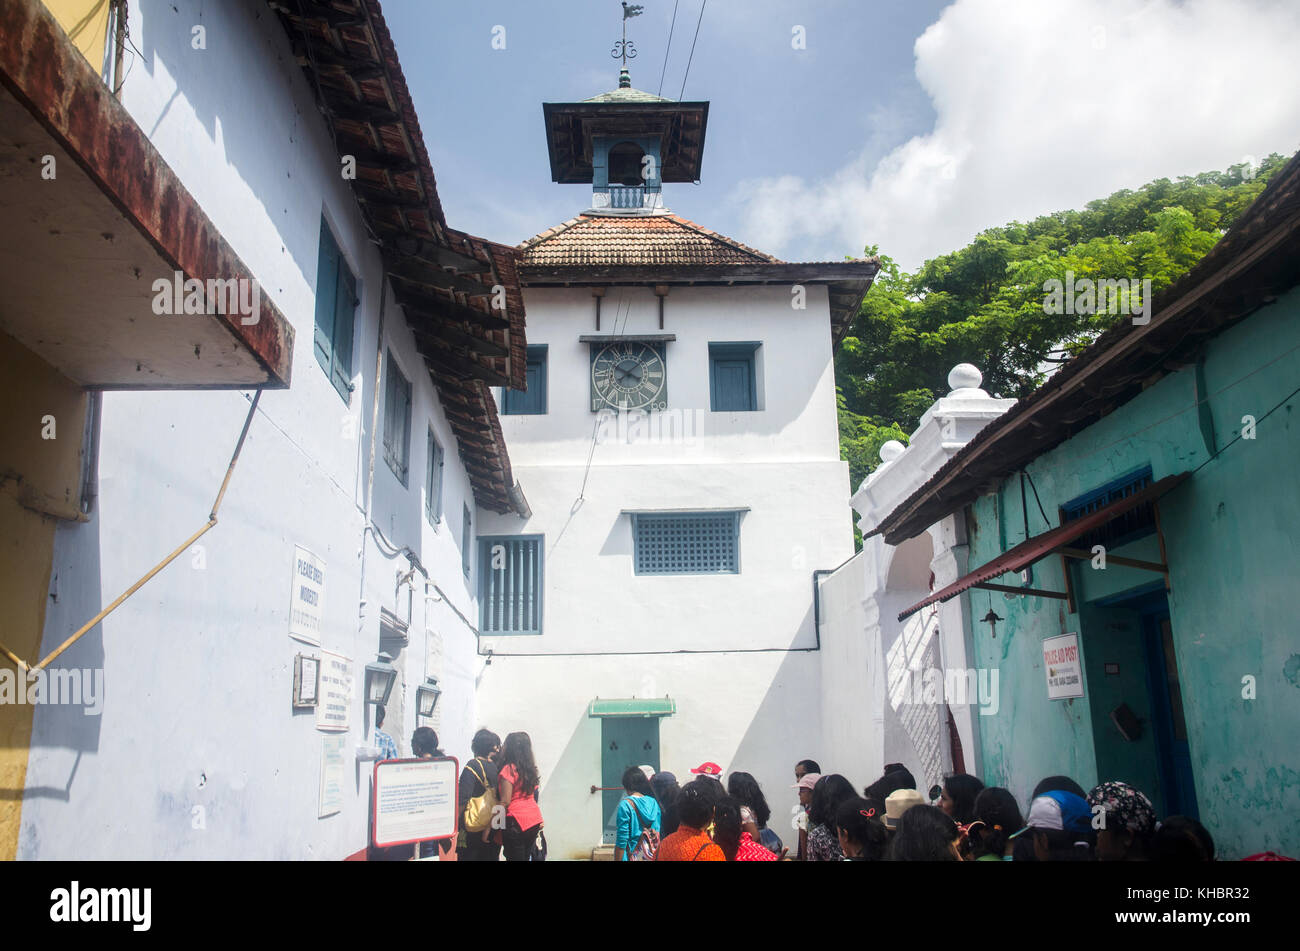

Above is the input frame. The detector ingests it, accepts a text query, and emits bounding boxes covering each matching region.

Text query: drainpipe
[359,279,389,627]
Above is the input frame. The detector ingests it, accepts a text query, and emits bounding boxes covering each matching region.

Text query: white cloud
[731,0,1300,270]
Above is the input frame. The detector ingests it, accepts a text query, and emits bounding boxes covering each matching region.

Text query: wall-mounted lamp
[364,651,398,706]
[415,677,441,719]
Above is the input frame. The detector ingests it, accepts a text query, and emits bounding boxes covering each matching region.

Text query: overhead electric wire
[678,0,707,101]
[657,0,680,97]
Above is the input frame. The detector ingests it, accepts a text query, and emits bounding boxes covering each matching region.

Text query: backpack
[463,759,498,833]
[625,798,660,861]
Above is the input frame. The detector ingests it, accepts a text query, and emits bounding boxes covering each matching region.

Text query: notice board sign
[372,757,459,848]
[315,650,353,732]
[1043,633,1084,700]
[290,545,325,645]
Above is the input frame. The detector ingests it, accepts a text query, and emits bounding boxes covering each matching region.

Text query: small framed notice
[293,654,319,709]
[1042,632,1085,700]
[315,650,354,732]
[372,757,459,849]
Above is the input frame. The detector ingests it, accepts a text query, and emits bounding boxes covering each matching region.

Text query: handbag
[463,759,497,833]
[529,830,548,862]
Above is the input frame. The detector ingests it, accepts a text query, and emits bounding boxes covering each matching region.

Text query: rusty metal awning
[0,0,293,388]
[897,472,1190,621]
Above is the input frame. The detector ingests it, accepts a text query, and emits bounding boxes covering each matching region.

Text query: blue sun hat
[1009,790,1093,839]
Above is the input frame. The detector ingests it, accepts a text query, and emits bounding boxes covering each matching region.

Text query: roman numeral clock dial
[590,341,667,411]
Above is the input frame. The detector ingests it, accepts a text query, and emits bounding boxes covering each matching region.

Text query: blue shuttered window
[709,342,760,411]
[313,217,357,402]
[382,351,412,485]
[503,345,548,415]
[479,535,544,635]
[632,511,742,575]
[425,428,444,525]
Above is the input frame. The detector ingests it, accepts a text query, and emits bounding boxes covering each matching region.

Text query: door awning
[588,698,676,718]
[897,472,1189,621]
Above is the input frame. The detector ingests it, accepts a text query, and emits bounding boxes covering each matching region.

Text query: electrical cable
[658,0,680,97]
[678,0,706,101]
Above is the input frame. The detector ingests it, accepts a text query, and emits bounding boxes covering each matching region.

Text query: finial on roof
[612,2,643,84]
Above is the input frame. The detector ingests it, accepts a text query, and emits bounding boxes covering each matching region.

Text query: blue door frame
[1121,591,1199,819]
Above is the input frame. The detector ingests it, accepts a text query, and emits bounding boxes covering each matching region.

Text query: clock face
[590,341,667,411]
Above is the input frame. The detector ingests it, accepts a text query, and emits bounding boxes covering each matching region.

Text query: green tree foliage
[836,155,1288,506]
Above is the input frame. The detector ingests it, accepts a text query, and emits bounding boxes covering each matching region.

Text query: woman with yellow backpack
[458,729,501,861]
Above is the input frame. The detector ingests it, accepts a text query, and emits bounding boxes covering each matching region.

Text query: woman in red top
[497,731,543,861]
[713,796,778,862]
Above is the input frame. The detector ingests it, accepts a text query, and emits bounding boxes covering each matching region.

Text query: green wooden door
[600,718,661,844]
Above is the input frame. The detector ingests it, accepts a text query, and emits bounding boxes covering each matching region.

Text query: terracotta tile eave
[1,0,294,386]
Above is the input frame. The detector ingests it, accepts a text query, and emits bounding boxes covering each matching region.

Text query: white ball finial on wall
[948,364,983,392]
[879,440,906,463]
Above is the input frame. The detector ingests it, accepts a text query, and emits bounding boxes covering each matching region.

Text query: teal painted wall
[966,285,1300,858]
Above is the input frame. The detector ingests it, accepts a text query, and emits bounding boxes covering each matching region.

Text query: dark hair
[942,773,985,825]
[1033,775,1088,800]
[471,729,501,758]
[1030,827,1094,861]
[836,797,888,861]
[712,796,743,861]
[411,726,441,758]
[888,805,960,861]
[374,703,386,729]
[865,764,916,802]
[622,765,654,797]
[796,759,821,775]
[727,772,772,828]
[969,787,1022,860]
[652,772,680,807]
[809,774,857,829]
[499,731,540,797]
[1152,816,1215,862]
[677,779,716,829]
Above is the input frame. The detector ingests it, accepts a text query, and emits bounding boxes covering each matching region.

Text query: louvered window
[632,511,742,575]
[313,217,357,403]
[1060,467,1155,550]
[479,535,544,635]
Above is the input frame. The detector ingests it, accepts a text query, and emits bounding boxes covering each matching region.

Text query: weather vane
[612,2,644,68]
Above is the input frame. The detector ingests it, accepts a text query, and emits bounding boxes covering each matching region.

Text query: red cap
[691,762,723,778]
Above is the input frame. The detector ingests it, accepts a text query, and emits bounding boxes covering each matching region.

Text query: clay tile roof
[517,213,783,268]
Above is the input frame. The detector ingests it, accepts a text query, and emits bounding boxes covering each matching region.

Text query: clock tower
[474,7,880,860]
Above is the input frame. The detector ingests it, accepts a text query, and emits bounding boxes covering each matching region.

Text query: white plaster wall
[19,0,483,859]
[473,279,854,858]
[495,284,842,465]
[816,552,883,792]
[475,652,823,861]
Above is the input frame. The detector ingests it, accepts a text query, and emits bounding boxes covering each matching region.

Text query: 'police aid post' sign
[1042,633,1084,700]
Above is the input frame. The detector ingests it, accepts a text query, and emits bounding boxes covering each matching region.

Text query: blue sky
[384,0,1300,270]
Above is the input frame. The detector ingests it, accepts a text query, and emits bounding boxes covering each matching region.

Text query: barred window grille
[632,512,741,575]
[1060,466,1154,550]
[479,535,543,635]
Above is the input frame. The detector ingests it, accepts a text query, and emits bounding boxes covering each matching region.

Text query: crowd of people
[399,718,1238,861]
[599,758,1227,862]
